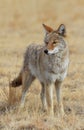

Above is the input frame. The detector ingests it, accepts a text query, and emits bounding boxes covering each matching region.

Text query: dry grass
[0,0,84,129]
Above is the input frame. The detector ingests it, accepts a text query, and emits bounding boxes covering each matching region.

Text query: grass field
[0,0,84,129]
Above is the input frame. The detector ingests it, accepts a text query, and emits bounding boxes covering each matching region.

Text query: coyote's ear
[57,24,66,37]
[42,24,53,35]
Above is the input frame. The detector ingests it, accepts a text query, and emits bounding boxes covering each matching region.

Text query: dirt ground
[0,0,84,130]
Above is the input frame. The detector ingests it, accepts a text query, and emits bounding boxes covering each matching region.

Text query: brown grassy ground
[0,0,84,130]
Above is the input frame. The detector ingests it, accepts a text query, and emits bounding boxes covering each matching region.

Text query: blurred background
[0,0,84,52]
[0,0,84,35]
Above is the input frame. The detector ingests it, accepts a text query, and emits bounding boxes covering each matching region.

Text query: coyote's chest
[29,59,68,83]
[28,46,69,83]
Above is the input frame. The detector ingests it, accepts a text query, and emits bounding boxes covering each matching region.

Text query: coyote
[10,24,69,116]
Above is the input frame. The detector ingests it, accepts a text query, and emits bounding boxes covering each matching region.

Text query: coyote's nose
[44,49,48,54]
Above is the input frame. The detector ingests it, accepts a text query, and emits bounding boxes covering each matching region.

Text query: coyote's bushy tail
[10,72,22,87]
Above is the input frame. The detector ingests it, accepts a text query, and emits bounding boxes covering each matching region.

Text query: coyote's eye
[53,41,56,45]
[45,41,48,44]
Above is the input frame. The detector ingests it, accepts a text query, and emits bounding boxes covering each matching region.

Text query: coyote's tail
[10,72,22,87]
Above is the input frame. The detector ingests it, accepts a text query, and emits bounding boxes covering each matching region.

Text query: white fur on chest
[29,56,69,83]
[29,63,44,82]
[45,72,60,82]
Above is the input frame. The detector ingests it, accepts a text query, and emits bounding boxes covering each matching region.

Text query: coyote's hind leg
[20,71,35,108]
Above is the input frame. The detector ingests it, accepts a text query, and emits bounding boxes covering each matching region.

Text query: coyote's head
[43,24,67,55]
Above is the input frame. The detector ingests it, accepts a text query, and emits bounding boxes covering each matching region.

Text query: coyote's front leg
[40,82,47,112]
[55,80,64,116]
[45,84,54,116]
